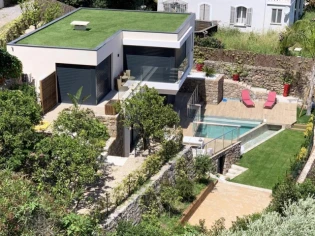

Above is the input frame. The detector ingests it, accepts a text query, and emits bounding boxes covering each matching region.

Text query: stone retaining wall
[97,114,124,157]
[179,74,224,104]
[103,147,194,231]
[205,60,307,98]
[211,142,241,175]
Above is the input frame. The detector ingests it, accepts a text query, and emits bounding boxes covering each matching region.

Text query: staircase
[225,164,248,180]
[291,123,306,132]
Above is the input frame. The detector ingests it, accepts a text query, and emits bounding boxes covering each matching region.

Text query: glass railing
[193,125,240,157]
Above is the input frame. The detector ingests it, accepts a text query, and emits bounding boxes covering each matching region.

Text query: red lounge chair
[264,91,277,109]
[241,90,255,107]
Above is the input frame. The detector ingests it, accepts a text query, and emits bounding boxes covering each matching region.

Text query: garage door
[56,64,96,105]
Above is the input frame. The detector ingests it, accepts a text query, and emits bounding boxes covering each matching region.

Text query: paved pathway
[188,180,271,229]
[0,4,22,29]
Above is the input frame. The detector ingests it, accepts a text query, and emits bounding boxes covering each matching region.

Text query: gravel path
[0,4,22,29]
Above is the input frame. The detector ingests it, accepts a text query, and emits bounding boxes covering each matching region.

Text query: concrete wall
[158,0,303,32]
[0,0,4,8]
[103,147,194,230]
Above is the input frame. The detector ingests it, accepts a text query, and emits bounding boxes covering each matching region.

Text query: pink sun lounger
[241,90,255,107]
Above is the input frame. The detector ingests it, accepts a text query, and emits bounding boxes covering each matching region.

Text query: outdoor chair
[241,89,255,107]
[264,91,277,109]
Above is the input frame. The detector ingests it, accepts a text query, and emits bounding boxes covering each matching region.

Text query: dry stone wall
[103,147,194,231]
[211,142,241,175]
[97,114,124,157]
[205,60,307,98]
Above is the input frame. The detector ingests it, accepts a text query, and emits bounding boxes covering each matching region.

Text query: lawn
[297,107,311,124]
[231,130,305,189]
[212,28,281,55]
[17,9,188,49]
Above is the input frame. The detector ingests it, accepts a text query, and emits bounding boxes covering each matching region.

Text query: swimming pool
[194,116,261,140]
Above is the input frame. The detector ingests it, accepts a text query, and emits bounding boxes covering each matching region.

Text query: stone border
[180,180,218,224]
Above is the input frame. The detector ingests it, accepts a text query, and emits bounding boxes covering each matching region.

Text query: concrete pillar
[123,126,131,157]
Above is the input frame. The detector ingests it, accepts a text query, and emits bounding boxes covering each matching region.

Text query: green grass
[231,130,305,189]
[212,28,281,55]
[18,9,188,49]
[297,107,311,124]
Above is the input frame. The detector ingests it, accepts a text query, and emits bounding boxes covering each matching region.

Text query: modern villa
[7,8,195,107]
[158,0,305,32]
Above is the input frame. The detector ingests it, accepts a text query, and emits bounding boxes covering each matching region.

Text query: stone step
[292,124,307,129]
[231,164,248,171]
[227,168,240,175]
[290,127,305,132]
[225,172,237,179]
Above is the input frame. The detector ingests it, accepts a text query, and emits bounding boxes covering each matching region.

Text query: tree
[280,20,315,115]
[121,86,179,150]
[0,85,41,170]
[194,154,216,180]
[0,49,22,81]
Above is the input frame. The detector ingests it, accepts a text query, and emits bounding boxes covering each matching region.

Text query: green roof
[17,9,189,49]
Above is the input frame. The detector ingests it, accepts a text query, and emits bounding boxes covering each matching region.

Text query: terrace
[16,8,189,49]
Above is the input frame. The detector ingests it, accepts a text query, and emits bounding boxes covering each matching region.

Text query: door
[199,4,210,21]
[40,72,57,114]
[217,155,226,174]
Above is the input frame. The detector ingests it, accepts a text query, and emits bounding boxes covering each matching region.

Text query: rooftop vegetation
[17,9,189,49]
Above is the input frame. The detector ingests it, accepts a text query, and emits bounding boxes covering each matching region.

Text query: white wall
[0,0,4,9]
[158,0,299,32]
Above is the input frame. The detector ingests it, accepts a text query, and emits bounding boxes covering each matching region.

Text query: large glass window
[271,9,282,24]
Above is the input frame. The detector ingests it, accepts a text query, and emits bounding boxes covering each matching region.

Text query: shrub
[230,213,262,232]
[194,154,215,180]
[175,177,194,202]
[194,36,224,49]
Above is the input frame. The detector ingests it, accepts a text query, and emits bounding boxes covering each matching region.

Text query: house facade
[158,0,305,32]
[7,8,195,105]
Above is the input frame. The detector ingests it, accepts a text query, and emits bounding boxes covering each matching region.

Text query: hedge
[0,16,31,49]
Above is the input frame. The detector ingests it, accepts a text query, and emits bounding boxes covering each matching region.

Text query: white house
[158,0,305,32]
[7,8,195,105]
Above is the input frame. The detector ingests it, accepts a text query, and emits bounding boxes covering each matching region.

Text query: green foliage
[31,134,101,202]
[53,106,108,148]
[222,198,315,235]
[61,213,100,236]
[230,213,262,232]
[194,36,224,49]
[160,181,182,213]
[194,155,215,180]
[122,85,179,150]
[0,15,31,48]
[0,48,22,79]
[212,28,281,55]
[0,85,41,170]
[202,66,216,77]
[20,0,62,29]
[175,177,194,202]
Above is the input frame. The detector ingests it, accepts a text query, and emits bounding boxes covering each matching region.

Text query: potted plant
[282,73,294,97]
[195,58,205,72]
[228,64,248,82]
[203,66,216,77]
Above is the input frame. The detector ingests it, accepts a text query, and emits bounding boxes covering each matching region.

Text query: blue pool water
[195,117,261,140]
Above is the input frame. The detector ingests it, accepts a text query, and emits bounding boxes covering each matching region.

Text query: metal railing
[193,125,240,157]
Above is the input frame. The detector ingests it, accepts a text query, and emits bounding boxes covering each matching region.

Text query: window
[199,4,210,21]
[230,6,252,27]
[236,7,247,24]
[163,0,187,13]
[271,9,282,24]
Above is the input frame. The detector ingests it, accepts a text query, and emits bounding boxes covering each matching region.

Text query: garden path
[188,180,271,229]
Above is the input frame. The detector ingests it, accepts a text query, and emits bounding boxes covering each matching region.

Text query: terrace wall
[195,47,314,98]
[103,147,194,231]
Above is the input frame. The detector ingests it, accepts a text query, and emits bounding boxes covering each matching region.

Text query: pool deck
[179,99,296,137]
